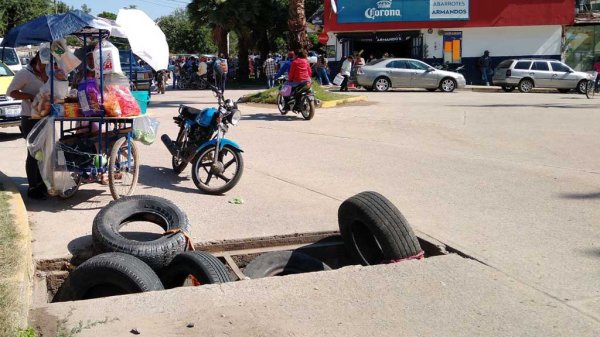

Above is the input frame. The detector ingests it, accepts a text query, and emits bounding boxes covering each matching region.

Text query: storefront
[323,0,575,84]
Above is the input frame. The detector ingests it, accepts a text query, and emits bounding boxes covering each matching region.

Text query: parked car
[0,61,22,129]
[0,44,23,73]
[120,51,152,91]
[356,58,466,92]
[493,59,593,93]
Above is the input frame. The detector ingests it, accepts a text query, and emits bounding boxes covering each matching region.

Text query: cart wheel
[109,137,140,200]
[58,173,82,199]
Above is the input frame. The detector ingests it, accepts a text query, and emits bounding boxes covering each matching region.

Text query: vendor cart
[1,10,168,200]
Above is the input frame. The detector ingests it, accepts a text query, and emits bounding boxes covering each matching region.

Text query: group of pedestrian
[170,54,229,93]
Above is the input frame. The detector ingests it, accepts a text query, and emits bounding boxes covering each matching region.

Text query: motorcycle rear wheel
[277,94,288,115]
[191,145,244,195]
[172,128,189,174]
[301,97,315,120]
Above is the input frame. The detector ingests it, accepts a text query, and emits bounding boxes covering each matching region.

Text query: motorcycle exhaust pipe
[161,134,179,157]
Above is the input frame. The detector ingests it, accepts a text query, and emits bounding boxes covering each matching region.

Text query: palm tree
[288,0,310,51]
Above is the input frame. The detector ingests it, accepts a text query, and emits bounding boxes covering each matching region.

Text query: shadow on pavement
[242,113,306,122]
[138,165,199,194]
[558,191,600,200]
[0,131,22,142]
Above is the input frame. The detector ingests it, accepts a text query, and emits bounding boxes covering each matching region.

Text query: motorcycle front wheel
[277,94,288,115]
[301,97,316,120]
[191,145,244,195]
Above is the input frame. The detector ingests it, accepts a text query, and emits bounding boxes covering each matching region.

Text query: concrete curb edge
[320,95,368,108]
[0,171,33,330]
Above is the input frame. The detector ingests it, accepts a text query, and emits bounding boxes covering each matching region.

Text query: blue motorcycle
[161,82,243,195]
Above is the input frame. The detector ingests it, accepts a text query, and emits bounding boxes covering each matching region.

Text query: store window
[443,31,462,64]
[565,25,600,71]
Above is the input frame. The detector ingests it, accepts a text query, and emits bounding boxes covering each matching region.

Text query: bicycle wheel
[109,137,140,200]
[586,80,596,99]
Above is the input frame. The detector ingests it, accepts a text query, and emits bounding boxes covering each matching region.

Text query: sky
[60,0,190,19]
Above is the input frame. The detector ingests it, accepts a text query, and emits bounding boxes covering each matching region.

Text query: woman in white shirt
[339,56,353,92]
[7,52,48,199]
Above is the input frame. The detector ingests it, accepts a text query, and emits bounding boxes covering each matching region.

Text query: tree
[97,11,117,20]
[55,1,73,14]
[288,0,310,51]
[157,9,215,54]
[0,0,51,36]
[80,4,92,14]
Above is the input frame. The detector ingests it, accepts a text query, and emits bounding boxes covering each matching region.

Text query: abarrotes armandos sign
[337,0,470,23]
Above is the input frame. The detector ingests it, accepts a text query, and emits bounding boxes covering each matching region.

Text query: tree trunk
[237,33,251,82]
[288,0,310,51]
[212,25,229,58]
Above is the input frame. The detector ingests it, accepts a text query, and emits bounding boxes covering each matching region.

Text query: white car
[0,41,23,73]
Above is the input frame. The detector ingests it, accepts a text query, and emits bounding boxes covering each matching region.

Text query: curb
[320,95,368,108]
[0,171,33,331]
[464,86,566,94]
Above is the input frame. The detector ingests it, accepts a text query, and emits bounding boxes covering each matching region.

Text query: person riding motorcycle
[284,50,312,110]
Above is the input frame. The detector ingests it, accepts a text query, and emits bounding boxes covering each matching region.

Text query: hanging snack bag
[93,40,122,77]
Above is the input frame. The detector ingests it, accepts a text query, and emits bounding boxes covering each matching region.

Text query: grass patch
[242,82,350,104]
[0,184,23,337]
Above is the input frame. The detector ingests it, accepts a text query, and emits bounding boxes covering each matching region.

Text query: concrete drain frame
[33,231,464,305]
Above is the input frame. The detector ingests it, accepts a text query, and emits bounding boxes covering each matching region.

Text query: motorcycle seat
[181,106,203,116]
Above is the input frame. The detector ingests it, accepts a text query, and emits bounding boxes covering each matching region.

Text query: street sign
[318,33,329,44]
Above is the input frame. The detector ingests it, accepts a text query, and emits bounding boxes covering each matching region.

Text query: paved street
[1,87,599,320]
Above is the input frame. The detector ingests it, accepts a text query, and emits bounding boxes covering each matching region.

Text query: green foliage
[158,9,216,54]
[54,1,73,14]
[17,327,38,337]
[0,0,51,36]
[97,11,117,20]
[243,83,349,104]
[80,4,91,14]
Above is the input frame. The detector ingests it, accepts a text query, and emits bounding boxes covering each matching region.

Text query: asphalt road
[0,87,598,320]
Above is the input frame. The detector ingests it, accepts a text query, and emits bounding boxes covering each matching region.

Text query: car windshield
[0,63,13,76]
[497,60,513,69]
[0,48,19,66]
[367,59,385,66]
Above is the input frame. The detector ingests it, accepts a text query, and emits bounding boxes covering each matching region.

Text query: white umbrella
[116,9,169,71]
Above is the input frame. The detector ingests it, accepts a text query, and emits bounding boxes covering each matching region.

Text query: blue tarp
[0,10,98,47]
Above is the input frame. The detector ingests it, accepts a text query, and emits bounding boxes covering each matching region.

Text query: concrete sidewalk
[31,255,600,337]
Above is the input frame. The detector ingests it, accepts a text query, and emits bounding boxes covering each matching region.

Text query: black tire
[53,253,164,302]
[586,80,596,99]
[502,86,516,92]
[243,251,331,279]
[191,145,244,195]
[277,94,288,115]
[172,128,188,174]
[373,77,391,92]
[338,191,422,266]
[301,97,316,120]
[557,88,570,93]
[518,78,534,93]
[108,136,140,200]
[426,88,437,92]
[160,251,231,289]
[439,78,457,92]
[92,195,191,270]
[578,79,589,95]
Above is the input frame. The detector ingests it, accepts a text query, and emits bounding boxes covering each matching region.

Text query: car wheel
[577,80,588,95]
[439,78,457,92]
[501,86,515,92]
[373,77,391,92]
[518,79,534,93]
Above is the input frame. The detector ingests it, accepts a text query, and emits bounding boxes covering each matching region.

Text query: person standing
[339,55,353,92]
[315,55,331,86]
[478,50,493,86]
[263,54,277,88]
[173,59,181,89]
[214,53,229,93]
[7,52,48,199]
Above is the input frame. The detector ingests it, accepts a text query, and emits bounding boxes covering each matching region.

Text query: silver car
[356,58,466,92]
[492,59,593,93]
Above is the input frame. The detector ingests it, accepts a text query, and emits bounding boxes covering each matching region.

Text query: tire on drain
[160,251,232,288]
[243,251,331,279]
[92,195,191,270]
[338,191,423,266]
[53,252,164,302]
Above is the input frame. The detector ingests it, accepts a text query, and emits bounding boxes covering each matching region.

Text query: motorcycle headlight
[224,99,235,110]
[229,109,242,126]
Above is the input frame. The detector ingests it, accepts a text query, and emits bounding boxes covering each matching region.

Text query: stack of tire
[243,191,424,279]
[54,196,231,302]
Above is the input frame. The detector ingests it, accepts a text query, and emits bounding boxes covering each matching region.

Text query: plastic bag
[280,84,292,97]
[106,84,140,117]
[51,38,81,73]
[93,40,122,77]
[133,116,159,145]
[78,78,102,117]
[103,90,122,117]
[26,117,76,195]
